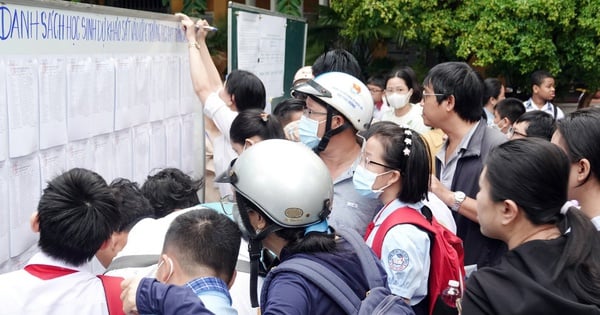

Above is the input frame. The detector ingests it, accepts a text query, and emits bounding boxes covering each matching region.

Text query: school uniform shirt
[524,98,565,120]
[0,252,112,315]
[365,199,431,305]
[462,237,600,314]
[106,204,260,315]
[380,104,431,135]
[203,91,237,198]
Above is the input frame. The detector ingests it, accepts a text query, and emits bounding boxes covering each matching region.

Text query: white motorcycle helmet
[292,71,374,132]
[217,139,333,232]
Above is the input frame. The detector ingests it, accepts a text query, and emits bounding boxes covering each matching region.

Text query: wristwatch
[451,191,466,212]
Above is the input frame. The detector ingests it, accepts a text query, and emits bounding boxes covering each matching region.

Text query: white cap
[292,66,313,87]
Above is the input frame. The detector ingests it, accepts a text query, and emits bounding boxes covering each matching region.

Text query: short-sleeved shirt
[380,104,431,135]
[365,199,431,304]
[0,252,112,314]
[524,98,565,120]
[203,92,237,197]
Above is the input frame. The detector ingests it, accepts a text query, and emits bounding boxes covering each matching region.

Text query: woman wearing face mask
[353,121,456,315]
[380,67,430,135]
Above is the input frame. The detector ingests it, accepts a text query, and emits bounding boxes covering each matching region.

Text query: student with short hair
[524,70,564,120]
[367,73,389,120]
[492,97,525,135]
[96,178,154,269]
[508,110,556,141]
[0,168,122,314]
[155,209,241,314]
[140,168,202,218]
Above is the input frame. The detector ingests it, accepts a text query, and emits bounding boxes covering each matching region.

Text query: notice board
[227,2,307,110]
[0,0,204,268]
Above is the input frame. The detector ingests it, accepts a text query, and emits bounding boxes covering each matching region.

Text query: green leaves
[276,0,303,17]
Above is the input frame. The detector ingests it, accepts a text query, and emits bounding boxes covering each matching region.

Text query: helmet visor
[291,78,332,99]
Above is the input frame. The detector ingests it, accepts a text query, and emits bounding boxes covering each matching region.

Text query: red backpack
[366,206,465,315]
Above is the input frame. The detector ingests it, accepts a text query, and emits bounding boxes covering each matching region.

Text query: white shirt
[380,104,431,135]
[424,192,457,234]
[203,92,237,198]
[0,252,110,315]
[524,98,565,120]
[365,199,430,304]
[106,205,260,315]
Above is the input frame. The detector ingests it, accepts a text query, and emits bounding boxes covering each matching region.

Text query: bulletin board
[0,0,204,268]
[227,2,307,110]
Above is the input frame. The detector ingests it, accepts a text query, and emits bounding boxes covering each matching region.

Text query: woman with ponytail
[462,138,600,314]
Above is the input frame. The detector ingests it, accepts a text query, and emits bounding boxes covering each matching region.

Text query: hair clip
[260,112,269,122]
[402,128,412,156]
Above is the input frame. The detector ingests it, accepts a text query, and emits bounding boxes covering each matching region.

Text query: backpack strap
[370,207,434,258]
[97,275,125,315]
[267,257,360,314]
[336,227,386,289]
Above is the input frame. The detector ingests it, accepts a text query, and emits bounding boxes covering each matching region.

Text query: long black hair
[486,138,600,305]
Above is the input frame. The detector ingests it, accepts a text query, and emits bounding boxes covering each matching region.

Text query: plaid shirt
[186,277,232,305]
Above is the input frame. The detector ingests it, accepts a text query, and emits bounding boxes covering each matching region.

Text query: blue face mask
[298,115,323,149]
[353,164,391,199]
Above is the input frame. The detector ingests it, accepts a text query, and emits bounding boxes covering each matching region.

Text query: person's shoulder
[482,124,507,147]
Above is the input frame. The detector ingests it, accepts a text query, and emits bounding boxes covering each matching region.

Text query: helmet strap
[314,105,350,153]
[248,224,282,308]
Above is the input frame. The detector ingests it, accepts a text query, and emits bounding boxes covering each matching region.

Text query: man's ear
[444,95,456,112]
[532,85,540,95]
[30,212,40,233]
[500,199,519,225]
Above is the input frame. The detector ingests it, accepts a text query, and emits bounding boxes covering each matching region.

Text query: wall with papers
[0,0,204,267]
[227,2,307,111]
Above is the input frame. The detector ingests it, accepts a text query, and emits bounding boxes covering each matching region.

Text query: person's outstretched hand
[175,13,209,43]
[121,276,143,314]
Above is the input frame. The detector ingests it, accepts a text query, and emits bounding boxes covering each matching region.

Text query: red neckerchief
[24,264,78,280]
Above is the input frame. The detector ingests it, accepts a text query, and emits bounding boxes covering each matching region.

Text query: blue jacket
[436,121,507,267]
[260,237,384,315]
[136,237,386,315]
[136,278,214,315]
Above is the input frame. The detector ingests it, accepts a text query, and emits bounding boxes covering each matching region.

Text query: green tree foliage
[277,0,303,17]
[331,0,600,94]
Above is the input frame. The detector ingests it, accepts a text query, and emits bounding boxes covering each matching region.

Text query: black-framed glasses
[360,154,394,170]
[422,92,445,98]
[507,126,527,139]
[303,108,328,117]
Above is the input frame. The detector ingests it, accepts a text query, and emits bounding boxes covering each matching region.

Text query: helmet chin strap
[314,107,351,153]
[248,224,282,308]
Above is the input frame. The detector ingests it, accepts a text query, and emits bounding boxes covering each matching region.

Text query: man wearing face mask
[381,67,431,135]
[292,72,382,236]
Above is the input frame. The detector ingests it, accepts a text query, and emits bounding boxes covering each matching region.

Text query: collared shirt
[365,199,430,304]
[524,98,565,120]
[437,121,481,189]
[187,277,237,315]
[204,91,237,198]
[0,252,111,315]
[483,107,494,126]
[328,154,383,236]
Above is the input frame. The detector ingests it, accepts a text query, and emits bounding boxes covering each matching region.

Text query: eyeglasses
[303,108,328,117]
[422,92,445,98]
[360,154,394,170]
[507,126,527,139]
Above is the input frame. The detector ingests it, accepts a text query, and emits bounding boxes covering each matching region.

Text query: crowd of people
[1,12,600,315]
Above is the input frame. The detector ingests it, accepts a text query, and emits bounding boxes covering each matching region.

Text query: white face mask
[387,91,412,109]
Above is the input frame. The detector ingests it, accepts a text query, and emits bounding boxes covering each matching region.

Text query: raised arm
[175,13,222,105]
